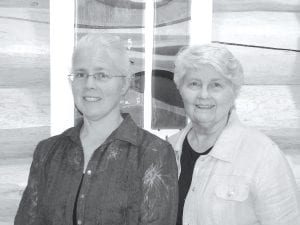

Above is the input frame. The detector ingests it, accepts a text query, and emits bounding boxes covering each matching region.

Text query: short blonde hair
[72,33,131,78]
[174,44,244,95]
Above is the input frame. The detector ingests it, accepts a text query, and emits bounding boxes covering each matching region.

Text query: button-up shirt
[15,114,178,225]
[168,110,300,225]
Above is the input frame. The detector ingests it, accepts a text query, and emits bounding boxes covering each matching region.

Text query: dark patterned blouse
[15,114,178,225]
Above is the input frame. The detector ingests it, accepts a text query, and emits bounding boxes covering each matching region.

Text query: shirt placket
[75,145,105,225]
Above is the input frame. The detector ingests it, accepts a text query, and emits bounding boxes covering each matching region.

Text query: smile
[83,97,102,102]
[195,104,215,109]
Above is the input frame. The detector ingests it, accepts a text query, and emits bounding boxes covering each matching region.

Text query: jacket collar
[62,113,139,146]
[171,110,245,163]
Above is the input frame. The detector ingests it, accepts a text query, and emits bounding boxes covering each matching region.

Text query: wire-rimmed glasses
[68,72,126,82]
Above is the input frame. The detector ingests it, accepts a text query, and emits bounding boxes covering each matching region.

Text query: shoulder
[134,128,176,165]
[168,124,191,148]
[237,126,286,167]
[135,129,178,180]
[137,127,173,152]
[33,127,74,162]
[241,126,280,153]
[168,131,182,146]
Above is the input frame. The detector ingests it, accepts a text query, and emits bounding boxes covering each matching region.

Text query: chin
[81,109,105,120]
[83,113,105,121]
[193,116,215,125]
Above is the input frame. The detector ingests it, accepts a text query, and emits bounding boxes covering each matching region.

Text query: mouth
[83,96,102,102]
[195,104,215,109]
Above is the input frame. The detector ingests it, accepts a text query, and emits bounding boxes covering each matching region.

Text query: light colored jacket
[168,110,300,225]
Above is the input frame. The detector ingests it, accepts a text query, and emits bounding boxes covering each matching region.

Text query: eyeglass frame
[68,72,127,82]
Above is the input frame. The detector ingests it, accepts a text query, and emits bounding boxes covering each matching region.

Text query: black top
[176,136,213,225]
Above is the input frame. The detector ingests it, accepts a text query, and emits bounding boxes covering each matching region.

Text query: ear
[121,76,131,95]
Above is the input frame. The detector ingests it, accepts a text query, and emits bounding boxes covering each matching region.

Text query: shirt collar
[173,110,245,163]
[209,110,246,162]
[62,113,139,146]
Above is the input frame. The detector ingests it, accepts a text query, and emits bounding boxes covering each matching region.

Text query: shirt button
[86,170,92,175]
[191,187,195,192]
[80,194,85,199]
[77,220,82,225]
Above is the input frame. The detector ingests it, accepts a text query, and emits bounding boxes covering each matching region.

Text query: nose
[198,86,209,99]
[85,75,97,89]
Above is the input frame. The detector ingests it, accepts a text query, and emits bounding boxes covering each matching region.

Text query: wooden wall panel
[0,0,48,9]
[155,0,190,25]
[214,0,300,12]
[212,11,300,50]
[226,46,300,85]
[236,85,300,138]
[0,7,49,23]
[76,0,143,27]
[0,2,50,224]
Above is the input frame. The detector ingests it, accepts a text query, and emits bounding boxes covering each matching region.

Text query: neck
[188,114,229,153]
[81,110,123,140]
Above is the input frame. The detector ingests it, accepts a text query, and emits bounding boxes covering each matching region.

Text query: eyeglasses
[68,72,126,82]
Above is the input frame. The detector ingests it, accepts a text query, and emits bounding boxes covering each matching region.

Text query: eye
[94,72,111,81]
[211,82,223,89]
[74,73,86,79]
[188,81,201,88]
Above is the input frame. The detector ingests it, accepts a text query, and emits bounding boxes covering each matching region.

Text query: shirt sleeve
[139,141,178,225]
[254,141,300,225]
[14,141,44,225]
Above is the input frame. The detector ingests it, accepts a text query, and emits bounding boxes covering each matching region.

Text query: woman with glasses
[15,34,178,225]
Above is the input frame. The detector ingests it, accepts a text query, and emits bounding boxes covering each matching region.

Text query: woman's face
[179,65,235,129]
[71,47,128,121]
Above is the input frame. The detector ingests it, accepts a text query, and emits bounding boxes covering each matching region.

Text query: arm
[14,142,44,225]
[254,142,300,225]
[140,141,178,225]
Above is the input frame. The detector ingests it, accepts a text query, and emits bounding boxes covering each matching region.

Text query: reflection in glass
[152,0,191,129]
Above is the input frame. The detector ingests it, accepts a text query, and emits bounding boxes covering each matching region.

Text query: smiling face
[179,64,235,130]
[71,46,128,122]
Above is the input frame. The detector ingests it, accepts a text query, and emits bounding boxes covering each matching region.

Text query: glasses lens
[95,72,111,81]
[68,74,74,81]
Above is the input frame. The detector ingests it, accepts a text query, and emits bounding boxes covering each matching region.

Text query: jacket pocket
[214,182,249,202]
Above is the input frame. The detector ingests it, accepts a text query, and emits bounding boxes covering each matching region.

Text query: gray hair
[72,33,131,78]
[174,44,244,96]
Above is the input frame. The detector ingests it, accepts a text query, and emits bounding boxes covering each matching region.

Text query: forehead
[185,65,224,81]
[72,46,115,72]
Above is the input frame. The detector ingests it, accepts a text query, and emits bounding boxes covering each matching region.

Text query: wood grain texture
[226,45,300,85]
[213,0,300,12]
[0,53,49,88]
[0,5,49,223]
[76,0,144,27]
[154,0,190,25]
[0,7,49,23]
[76,0,191,28]
[0,159,32,225]
[0,126,49,225]
[0,0,49,9]
[236,85,300,130]
[0,87,49,129]
[0,126,49,159]
[212,11,300,50]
